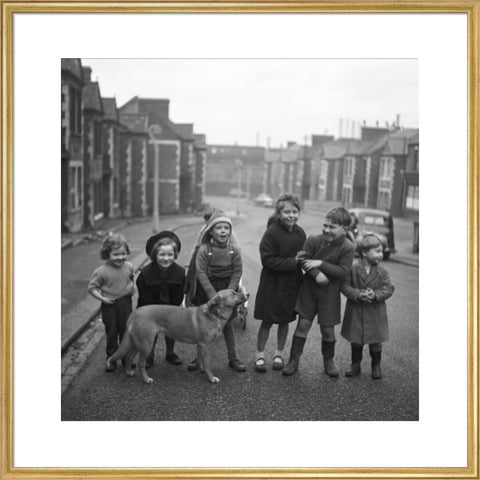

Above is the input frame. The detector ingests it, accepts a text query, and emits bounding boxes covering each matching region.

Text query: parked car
[253,193,275,208]
[349,208,396,260]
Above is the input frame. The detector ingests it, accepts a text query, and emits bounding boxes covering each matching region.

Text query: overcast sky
[82,58,418,147]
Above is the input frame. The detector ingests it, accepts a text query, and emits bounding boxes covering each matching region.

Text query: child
[283,206,355,377]
[187,210,246,372]
[136,231,186,369]
[253,194,306,372]
[340,232,395,379]
[88,234,135,372]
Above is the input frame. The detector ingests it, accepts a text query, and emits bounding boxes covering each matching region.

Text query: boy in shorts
[283,207,355,377]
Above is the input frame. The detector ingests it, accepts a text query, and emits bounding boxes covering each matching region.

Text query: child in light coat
[340,232,395,379]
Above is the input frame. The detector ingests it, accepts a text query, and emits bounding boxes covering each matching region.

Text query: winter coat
[136,261,186,308]
[340,259,394,344]
[254,220,306,324]
[295,234,355,325]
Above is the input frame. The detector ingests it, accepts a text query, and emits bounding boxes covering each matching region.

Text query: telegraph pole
[148,124,162,233]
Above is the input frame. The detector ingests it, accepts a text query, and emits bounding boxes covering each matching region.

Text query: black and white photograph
[61,58,419,421]
[3,6,476,477]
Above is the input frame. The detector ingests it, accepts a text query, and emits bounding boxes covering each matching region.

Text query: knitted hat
[145,230,181,257]
[200,211,233,243]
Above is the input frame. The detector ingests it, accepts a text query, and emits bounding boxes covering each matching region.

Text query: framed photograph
[1,1,478,479]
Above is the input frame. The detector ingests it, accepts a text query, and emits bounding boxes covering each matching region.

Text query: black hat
[145,230,181,257]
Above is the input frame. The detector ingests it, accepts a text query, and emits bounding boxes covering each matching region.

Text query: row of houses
[207,125,419,221]
[61,59,207,233]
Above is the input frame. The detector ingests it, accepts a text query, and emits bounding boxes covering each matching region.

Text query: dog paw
[143,377,154,384]
[209,376,220,383]
[126,369,136,377]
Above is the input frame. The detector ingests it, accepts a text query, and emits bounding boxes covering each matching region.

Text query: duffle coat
[254,220,306,324]
[340,259,394,344]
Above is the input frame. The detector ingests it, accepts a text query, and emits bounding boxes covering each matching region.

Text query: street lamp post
[148,124,162,233]
[234,158,243,216]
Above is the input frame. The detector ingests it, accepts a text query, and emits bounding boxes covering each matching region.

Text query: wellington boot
[322,340,339,377]
[370,349,382,379]
[345,344,363,377]
[282,336,306,376]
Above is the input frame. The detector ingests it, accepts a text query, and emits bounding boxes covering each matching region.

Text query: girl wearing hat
[187,211,246,372]
[136,231,186,368]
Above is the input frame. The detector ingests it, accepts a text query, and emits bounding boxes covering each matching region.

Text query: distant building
[82,66,104,228]
[61,58,85,232]
[119,112,149,217]
[206,144,265,198]
[101,98,122,219]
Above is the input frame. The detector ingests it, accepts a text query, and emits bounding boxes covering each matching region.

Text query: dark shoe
[345,363,361,377]
[229,359,246,372]
[105,360,116,372]
[187,358,199,371]
[282,336,307,376]
[282,357,299,376]
[145,356,154,369]
[254,358,267,373]
[166,352,183,365]
[371,363,382,379]
[370,349,382,379]
[323,358,339,377]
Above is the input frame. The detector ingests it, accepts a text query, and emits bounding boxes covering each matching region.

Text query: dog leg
[198,344,219,383]
[138,353,154,384]
[125,349,138,377]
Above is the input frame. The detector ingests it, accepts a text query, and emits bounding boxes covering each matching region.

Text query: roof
[102,98,118,122]
[175,123,194,141]
[83,82,103,112]
[61,58,84,81]
[119,113,149,134]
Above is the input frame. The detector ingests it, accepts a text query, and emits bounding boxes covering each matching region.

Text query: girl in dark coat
[253,194,306,372]
[340,232,394,379]
[136,231,186,368]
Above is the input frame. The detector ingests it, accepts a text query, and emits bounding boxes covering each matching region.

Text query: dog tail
[107,330,133,364]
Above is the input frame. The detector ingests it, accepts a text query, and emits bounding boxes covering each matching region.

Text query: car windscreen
[358,214,388,226]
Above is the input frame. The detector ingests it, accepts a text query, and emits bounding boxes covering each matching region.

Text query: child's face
[322,218,347,243]
[278,202,299,229]
[108,246,128,267]
[364,244,384,265]
[211,222,231,244]
[156,244,175,269]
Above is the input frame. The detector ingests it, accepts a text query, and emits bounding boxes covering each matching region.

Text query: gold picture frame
[1,2,478,479]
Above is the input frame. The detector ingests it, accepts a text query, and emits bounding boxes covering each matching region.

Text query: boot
[370,347,382,379]
[282,336,306,376]
[345,344,363,377]
[322,340,339,377]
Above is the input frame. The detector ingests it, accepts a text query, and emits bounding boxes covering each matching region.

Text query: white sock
[256,351,265,360]
[274,349,283,359]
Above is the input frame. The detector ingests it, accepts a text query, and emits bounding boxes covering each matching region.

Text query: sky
[82,58,418,147]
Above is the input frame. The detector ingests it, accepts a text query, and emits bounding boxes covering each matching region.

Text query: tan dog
[106,289,249,384]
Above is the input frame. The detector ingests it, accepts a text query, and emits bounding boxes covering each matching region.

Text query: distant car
[253,193,275,208]
[349,208,396,260]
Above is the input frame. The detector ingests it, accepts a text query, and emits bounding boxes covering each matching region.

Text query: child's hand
[303,259,323,271]
[358,290,370,303]
[295,250,306,263]
[315,272,329,286]
[365,288,375,301]
[102,297,115,305]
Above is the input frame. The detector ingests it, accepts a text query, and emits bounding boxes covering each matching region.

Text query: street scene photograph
[61,58,419,421]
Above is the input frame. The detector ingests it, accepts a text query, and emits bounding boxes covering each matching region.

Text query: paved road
[61,198,418,421]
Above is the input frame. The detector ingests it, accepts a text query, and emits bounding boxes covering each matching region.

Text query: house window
[94,121,102,155]
[69,86,82,135]
[344,157,354,179]
[68,165,82,210]
[406,185,419,210]
[377,190,391,210]
[380,157,395,179]
[413,146,419,172]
